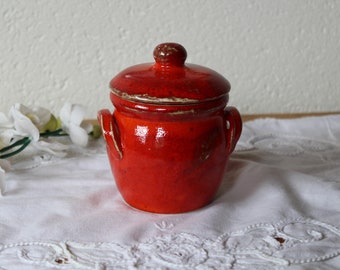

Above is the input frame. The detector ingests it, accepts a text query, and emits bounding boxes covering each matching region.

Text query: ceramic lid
[110,43,230,110]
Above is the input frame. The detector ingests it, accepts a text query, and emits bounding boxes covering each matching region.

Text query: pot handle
[98,109,123,160]
[224,106,242,155]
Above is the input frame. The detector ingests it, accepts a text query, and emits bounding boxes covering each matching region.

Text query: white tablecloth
[1,115,339,270]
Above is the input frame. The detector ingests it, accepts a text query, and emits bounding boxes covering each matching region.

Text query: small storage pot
[98,43,242,213]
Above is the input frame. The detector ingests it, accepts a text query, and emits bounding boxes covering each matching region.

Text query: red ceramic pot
[98,43,242,213]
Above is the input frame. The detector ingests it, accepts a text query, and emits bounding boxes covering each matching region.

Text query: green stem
[0,129,72,159]
[0,137,32,159]
[40,128,68,138]
[0,137,30,153]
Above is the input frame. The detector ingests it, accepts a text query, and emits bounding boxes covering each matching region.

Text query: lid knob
[153,43,187,67]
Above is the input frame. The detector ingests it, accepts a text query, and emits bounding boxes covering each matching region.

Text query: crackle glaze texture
[1,0,340,117]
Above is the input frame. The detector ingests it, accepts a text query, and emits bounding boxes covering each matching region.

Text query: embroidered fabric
[1,115,340,269]
[0,217,339,270]
[1,218,340,270]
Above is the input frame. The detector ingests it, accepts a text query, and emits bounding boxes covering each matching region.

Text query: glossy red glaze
[99,43,242,213]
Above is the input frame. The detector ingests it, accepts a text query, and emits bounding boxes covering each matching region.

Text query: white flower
[6,104,67,157]
[59,103,90,147]
[8,103,47,142]
[20,104,51,132]
[0,112,15,149]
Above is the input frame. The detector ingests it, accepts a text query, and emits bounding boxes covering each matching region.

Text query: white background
[1,0,339,117]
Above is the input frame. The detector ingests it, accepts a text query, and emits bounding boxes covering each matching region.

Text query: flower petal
[33,141,68,158]
[0,112,13,129]
[9,104,51,131]
[30,106,51,130]
[41,114,61,133]
[9,105,40,141]
[81,122,93,134]
[69,123,88,147]
[0,129,18,148]
[59,102,72,130]
[70,104,86,126]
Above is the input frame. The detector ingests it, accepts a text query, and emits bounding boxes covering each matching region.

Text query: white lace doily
[1,115,340,269]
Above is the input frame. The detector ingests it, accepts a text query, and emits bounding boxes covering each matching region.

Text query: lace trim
[234,133,340,182]
[237,133,340,155]
[1,218,339,269]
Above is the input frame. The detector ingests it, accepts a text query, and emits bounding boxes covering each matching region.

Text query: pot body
[99,42,242,213]
[99,106,241,213]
